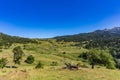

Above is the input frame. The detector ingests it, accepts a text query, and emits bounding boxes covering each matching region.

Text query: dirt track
[0,70,28,80]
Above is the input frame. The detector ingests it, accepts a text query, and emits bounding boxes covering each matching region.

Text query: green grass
[27,68,120,80]
[0,40,120,80]
[1,67,120,80]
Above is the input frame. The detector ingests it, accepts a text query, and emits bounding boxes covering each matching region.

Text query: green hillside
[0,31,120,80]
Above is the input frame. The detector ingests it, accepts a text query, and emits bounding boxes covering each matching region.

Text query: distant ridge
[54,27,120,42]
[1,27,120,43]
[0,32,37,44]
[103,27,120,34]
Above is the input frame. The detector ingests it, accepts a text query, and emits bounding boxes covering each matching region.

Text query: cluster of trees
[84,41,120,69]
[13,46,36,65]
[13,46,44,69]
[0,46,36,69]
[0,45,57,69]
[109,48,120,69]
[84,38,120,49]
[79,49,115,69]
[55,30,120,70]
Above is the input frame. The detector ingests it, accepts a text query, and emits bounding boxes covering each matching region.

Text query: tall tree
[13,46,24,64]
[88,49,115,69]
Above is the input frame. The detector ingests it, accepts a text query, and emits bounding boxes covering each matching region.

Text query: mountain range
[54,27,120,42]
[1,27,120,43]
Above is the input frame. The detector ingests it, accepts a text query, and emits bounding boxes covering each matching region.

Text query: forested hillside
[0,33,37,48]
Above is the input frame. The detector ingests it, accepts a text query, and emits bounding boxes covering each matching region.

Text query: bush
[106,62,116,69]
[106,59,116,69]
[0,49,2,52]
[50,61,58,66]
[0,58,8,68]
[78,52,88,60]
[35,61,44,69]
[25,55,34,64]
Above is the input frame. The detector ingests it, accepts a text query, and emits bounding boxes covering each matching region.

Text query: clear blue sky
[0,0,120,38]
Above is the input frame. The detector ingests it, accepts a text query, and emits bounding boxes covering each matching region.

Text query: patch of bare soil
[0,70,28,80]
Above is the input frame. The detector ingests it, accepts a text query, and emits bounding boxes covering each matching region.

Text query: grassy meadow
[0,39,120,80]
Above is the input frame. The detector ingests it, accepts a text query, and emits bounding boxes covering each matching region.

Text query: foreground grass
[0,67,120,80]
[27,67,120,80]
[0,41,120,80]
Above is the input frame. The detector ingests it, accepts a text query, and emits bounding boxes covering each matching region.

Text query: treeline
[0,33,37,48]
[85,38,120,49]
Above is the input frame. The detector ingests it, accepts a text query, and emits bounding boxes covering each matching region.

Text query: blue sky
[0,0,120,38]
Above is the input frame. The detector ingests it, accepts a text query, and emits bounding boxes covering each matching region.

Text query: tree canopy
[13,46,24,64]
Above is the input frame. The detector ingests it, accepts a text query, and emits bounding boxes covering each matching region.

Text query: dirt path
[0,70,28,80]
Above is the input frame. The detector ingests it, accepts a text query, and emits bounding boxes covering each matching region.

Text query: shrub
[25,55,34,64]
[50,61,58,66]
[106,62,116,69]
[78,52,88,60]
[35,61,44,69]
[0,58,8,68]
[0,49,2,52]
